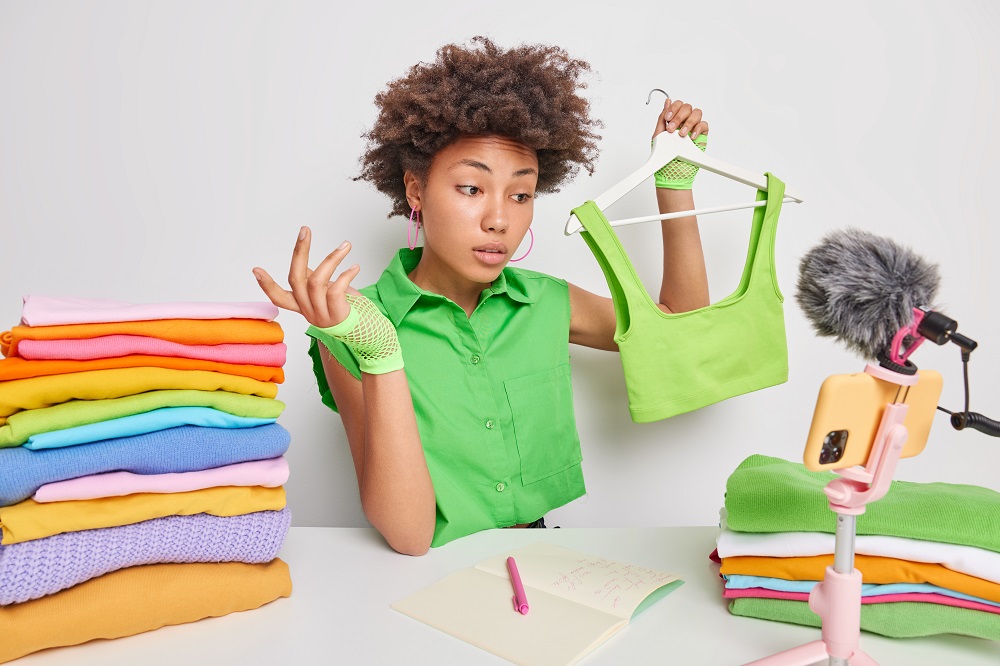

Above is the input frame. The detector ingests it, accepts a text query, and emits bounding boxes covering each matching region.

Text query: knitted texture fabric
[18,336,287,366]
[19,295,278,326]
[0,389,285,448]
[724,454,1000,552]
[0,423,290,507]
[0,508,291,605]
[728,597,1000,640]
[0,559,291,664]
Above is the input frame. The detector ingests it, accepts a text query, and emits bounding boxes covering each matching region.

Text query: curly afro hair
[355,36,603,218]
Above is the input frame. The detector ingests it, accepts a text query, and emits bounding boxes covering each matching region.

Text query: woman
[253,37,710,555]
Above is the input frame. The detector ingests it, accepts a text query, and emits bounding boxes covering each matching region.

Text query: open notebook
[391,542,684,666]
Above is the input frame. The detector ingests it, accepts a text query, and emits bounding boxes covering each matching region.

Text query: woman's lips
[473,242,508,265]
[473,249,507,265]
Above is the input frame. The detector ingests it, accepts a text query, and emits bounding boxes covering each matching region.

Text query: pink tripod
[743,362,917,666]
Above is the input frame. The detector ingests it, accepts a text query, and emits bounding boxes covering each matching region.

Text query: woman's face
[407,134,539,286]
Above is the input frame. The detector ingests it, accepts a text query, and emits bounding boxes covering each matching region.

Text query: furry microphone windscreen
[795,228,941,360]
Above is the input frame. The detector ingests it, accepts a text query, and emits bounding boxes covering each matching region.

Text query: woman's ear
[403,171,423,211]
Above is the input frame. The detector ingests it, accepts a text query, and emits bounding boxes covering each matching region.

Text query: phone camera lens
[820,430,848,465]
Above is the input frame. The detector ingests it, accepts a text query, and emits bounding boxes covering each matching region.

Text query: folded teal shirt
[24,407,276,450]
[725,455,1000,553]
[724,574,1000,608]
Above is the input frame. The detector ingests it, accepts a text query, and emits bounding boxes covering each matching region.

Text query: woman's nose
[482,196,509,233]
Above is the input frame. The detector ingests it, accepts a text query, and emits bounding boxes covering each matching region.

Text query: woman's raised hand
[652,97,709,140]
[252,226,362,329]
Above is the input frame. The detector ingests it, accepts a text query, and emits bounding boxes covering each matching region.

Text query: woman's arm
[569,100,710,351]
[254,228,436,556]
[321,350,436,556]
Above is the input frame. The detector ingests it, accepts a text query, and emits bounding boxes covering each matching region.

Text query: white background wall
[1,0,998,532]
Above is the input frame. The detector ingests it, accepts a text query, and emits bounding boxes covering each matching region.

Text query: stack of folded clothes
[714,454,1000,640]
[0,295,294,663]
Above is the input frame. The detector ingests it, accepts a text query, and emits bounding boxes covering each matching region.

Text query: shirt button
[485,419,495,430]
[470,354,481,365]
[496,482,506,492]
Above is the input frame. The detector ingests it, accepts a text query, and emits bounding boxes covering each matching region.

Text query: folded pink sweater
[723,587,1000,615]
[33,457,289,502]
[17,336,287,366]
[20,295,278,326]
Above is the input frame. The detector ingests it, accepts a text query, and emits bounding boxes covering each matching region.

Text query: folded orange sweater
[0,367,277,422]
[0,559,292,664]
[0,355,283,383]
[1,319,284,357]
[721,554,1000,604]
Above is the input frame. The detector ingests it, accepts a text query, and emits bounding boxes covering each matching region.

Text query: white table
[14,527,1000,665]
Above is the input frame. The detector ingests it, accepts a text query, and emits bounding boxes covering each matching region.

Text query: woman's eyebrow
[449,159,537,177]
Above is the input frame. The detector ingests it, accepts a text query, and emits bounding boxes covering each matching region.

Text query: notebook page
[475,542,681,621]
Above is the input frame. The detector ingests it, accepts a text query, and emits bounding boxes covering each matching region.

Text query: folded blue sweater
[0,423,290,507]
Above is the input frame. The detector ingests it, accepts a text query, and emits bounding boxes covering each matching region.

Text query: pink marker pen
[507,557,530,615]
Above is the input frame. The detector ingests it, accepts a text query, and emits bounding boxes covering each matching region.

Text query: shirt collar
[376,248,537,326]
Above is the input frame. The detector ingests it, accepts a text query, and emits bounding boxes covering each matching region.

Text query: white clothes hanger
[564,90,804,235]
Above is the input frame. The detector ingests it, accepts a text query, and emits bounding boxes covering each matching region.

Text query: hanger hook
[645,88,669,105]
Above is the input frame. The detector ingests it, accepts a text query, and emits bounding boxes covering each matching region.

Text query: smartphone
[802,369,944,471]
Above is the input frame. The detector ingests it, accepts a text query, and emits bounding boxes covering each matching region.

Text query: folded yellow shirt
[0,485,286,544]
[0,366,278,421]
[0,559,292,664]
[721,553,1000,604]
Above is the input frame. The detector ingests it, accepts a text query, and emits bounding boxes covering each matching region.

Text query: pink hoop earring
[407,207,421,250]
[508,228,534,263]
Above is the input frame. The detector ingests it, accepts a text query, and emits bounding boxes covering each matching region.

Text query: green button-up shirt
[307,248,586,547]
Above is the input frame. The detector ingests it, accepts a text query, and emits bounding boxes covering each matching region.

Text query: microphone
[795,228,999,437]
[795,227,940,362]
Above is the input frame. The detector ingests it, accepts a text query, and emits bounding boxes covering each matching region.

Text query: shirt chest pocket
[504,364,583,485]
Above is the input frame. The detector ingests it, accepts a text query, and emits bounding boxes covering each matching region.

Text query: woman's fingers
[327,264,362,324]
[658,99,708,139]
[655,97,673,136]
[252,267,302,313]
[288,226,318,320]
[307,241,354,324]
[677,106,702,138]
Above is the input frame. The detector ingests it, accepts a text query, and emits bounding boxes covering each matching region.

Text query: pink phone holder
[742,362,918,666]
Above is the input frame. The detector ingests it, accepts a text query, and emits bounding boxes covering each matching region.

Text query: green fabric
[729,597,1000,640]
[0,390,285,448]
[306,248,586,548]
[654,133,708,190]
[571,173,788,422]
[725,454,1000,553]
[308,294,403,375]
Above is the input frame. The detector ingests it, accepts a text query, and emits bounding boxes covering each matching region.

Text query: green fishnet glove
[654,133,708,190]
[307,294,403,375]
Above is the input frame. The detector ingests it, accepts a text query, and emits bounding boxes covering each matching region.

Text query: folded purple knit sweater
[0,509,291,605]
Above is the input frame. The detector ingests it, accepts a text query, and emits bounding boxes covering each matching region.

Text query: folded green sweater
[725,454,1000,552]
[729,597,1000,640]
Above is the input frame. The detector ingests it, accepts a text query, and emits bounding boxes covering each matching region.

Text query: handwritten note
[476,542,680,619]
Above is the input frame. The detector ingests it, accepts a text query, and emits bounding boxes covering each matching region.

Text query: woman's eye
[457,185,480,196]
[513,193,533,203]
